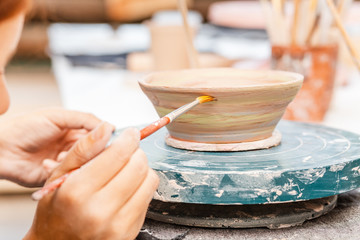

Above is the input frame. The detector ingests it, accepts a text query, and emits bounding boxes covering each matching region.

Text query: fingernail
[109,127,140,147]
[43,159,60,173]
[56,151,68,162]
[92,122,114,140]
[150,169,160,185]
[104,122,116,134]
[91,122,105,140]
[122,127,141,141]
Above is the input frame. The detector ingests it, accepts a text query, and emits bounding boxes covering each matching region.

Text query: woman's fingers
[72,128,140,192]
[123,208,148,240]
[94,149,149,214]
[62,129,89,146]
[49,122,115,181]
[41,150,68,178]
[120,169,159,217]
[34,125,158,240]
[42,108,102,131]
[56,151,68,162]
[42,159,60,174]
[111,169,159,239]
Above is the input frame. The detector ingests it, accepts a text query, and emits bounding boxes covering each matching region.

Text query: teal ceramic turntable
[137,121,360,228]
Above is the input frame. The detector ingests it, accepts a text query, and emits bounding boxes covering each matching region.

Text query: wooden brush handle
[32,169,76,200]
[140,117,171,140]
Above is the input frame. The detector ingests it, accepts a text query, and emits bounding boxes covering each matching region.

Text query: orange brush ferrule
[31,95,215,201]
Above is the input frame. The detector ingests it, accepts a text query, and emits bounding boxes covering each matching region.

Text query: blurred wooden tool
[177,0,200,68]
[326,0,360,70]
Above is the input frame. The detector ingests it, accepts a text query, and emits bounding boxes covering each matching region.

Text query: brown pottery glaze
[139,68,303,145]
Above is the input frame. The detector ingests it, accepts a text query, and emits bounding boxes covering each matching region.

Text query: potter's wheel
[138,121,360,228]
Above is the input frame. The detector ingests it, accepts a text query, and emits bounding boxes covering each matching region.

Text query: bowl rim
[138,68,304,92]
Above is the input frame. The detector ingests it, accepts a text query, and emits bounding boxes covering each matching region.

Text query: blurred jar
[272,44,338,122]
[148,10,202,71]
[262,0,345,122]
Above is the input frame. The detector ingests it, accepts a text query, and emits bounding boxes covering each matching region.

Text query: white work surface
[48,23,360,133]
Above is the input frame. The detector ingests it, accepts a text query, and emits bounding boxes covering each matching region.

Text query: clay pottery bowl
[139,68,303,151]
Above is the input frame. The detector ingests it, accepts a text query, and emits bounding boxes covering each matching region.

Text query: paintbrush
[31,95,216,201]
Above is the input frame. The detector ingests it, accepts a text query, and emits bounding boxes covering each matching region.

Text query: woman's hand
[25,126,159,240]
[0,108,102,187]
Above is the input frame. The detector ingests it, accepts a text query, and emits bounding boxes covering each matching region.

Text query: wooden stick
[337,0,347,15]
[305,14,320,45]
[260,0,275,44]
[291,0,301,46]
[272,0,283,15]
[303,0,319,45]
[272,0,287,45]
[325,0,360,70]
[177,0,200,68]
[280,0,286,14]
[310,0,319,10]
[297,0,311,45]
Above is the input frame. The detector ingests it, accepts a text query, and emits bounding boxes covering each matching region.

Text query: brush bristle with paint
[31,95,216,201]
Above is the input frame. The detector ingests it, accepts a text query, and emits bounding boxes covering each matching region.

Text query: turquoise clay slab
[139,120,360,204]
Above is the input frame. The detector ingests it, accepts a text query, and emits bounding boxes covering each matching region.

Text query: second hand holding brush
[32,95,216,201]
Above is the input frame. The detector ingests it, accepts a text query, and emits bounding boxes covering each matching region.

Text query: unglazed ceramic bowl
[139,68,303,146]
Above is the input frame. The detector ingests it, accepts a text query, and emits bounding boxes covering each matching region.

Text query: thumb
[48,122,115,182]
